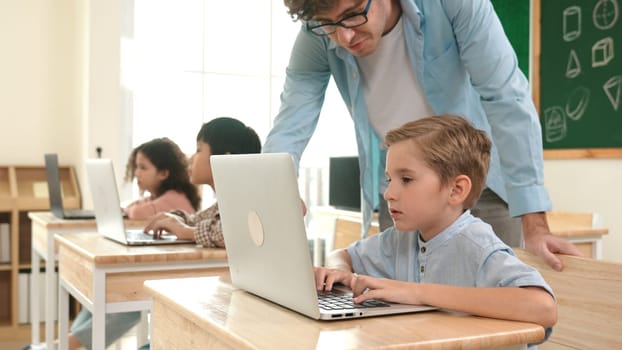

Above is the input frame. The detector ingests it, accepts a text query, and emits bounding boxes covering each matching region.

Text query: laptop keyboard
[318,290,390,310]
[126,230,159,241]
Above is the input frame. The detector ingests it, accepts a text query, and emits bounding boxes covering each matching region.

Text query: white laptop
[85,158,194,246]
[211,153,436,320]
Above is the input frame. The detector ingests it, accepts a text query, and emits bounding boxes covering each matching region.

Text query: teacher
[264,0,581,270]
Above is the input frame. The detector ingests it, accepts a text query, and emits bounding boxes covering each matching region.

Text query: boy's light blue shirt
[347,211,553,292]
[264,0,551,234]
[347,210,554,346]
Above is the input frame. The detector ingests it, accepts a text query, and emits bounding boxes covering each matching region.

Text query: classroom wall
[545,160,622,262]
[80,0,131,206]
[0,0,128,209]
[0,0,81,166]
[0,0,620,261]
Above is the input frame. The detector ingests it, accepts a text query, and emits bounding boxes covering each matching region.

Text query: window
[123,0,357,208]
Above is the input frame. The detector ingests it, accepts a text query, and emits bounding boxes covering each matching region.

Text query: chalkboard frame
[532,0,622,158]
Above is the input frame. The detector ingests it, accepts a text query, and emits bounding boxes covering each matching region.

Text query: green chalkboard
[491,0,531,77]
[540,0,622,149]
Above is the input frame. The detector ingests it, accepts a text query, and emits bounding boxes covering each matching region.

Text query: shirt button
[420,246,426,253]
[420,265,425,273]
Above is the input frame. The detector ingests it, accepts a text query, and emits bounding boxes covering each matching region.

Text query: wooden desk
[144,276,545,350]
[27,211,145,350]
[55,232,228,350]
[515,249,622,349]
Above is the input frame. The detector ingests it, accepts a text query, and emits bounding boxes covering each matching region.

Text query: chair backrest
[333,217,379,250]
[545,211,608,258]
[514,249,622,349]
[546,211,605,232]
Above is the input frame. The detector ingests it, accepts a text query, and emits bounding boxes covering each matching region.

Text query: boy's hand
[313,266,356,291]
[350,274,420,305]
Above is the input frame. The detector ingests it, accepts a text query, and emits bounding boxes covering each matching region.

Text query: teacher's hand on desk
[522,212,583,271]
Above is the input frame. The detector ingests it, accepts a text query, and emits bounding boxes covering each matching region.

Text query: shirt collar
[417,210,475,252]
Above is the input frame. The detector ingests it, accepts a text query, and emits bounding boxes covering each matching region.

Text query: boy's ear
[448,175,471,205]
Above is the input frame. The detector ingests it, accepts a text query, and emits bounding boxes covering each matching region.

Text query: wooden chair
[333,217,379,250]
[545,211,607,258]
[515,249,622,349]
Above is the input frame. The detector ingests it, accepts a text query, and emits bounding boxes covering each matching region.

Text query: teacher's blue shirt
[264,0,551,233]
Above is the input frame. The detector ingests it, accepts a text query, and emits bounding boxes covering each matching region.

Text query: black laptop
[44,153,95,220]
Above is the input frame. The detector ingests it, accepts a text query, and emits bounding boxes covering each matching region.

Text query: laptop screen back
[211,153,321,319]
[85,159,128,244]
[44,153,65,218]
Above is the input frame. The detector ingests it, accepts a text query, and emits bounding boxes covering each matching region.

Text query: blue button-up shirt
[347,211,553,291]
[347,210,554,347]
[264,0,551,234]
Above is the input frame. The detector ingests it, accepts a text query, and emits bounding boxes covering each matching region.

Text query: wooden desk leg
[59,282,69,350]
[30,241,40,347]
[92,269,106,350]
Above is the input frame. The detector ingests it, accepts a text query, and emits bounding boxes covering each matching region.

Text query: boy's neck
[418,208,466,242]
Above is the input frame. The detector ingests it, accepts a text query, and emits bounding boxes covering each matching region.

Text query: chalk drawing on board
[592,37,614,67]
[544,106,567,142]
[563,6,582,41]
[565,86,590,121]
[603,75,622,110]
[566,50,582,78]
[593,0,619,30]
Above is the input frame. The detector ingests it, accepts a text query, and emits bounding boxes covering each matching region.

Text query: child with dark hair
[132,117,260,350]
[144,117,261,247]
[123,137,200,219]
[30,139,202,350]
[33,119,261,350]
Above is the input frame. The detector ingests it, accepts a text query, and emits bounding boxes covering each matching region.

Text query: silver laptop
[211,153,436,320]
[85,158,194,246]
[44,153,95,220]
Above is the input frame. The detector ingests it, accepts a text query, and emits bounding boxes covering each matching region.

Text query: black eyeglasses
[307,0,372,36]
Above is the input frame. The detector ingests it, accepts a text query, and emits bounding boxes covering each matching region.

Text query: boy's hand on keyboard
[314,266,357,292]
[351,274,419,305]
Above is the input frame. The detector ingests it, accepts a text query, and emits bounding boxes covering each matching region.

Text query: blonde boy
[315,115,557,336]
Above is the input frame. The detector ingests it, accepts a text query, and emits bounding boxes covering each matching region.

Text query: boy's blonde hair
[384,115,491,209]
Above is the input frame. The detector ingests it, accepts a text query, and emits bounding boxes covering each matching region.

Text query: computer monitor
[328,156,360,211]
